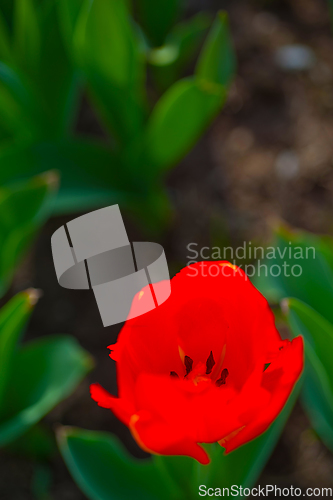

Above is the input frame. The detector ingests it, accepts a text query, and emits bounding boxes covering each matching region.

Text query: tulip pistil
[170,352,229,388]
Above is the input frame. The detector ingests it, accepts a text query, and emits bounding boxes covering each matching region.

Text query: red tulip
[90,261,303,464]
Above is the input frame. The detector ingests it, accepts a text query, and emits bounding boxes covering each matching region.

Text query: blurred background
[2,0,333,498]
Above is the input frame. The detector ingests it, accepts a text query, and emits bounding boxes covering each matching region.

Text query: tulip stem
[153,455,197,499]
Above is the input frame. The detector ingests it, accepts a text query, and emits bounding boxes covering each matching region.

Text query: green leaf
[13,0,40,75]
[0,63,42,139]
[283,298,333,389]
[75,0,145,143]
[282,297,333,452]
[136,0,180,47]
[0,82,25,139]
[253,225,333,325]
[0,172,58,296]
[0,290,37,408]
[0,139,135,213]
[0,9,12,62]
[149,12,211,91]
[153,454,197,499]
[142,77,225,172]
[155,380,300,497]
[120,183,172,237]
[314,234,333,274]
[57,0,83,54]
[196,11,236,88]
[0,335,93,446]
[0,138,171,219]
[77,0,136,87]
[57,427,180,500]
[1,0,79,138]
[301,348,333,452]
[37,0,79,136]
[140,12,233,173]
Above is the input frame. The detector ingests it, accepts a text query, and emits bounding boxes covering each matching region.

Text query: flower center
[170,350,229,387]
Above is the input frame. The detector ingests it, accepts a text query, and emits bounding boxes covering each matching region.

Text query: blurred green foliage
[0,0,76,140]
[254,225,333,455]
[0,171,57,297]
[0,165,85,468]
[0,170,91,493]
[0,0,236,229]
[284,299,333,452]
[57,427,175,500]
[136,0,180,47]
[0,290,93,449]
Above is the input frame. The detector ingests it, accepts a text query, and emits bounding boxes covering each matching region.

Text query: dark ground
[2,0,333,498]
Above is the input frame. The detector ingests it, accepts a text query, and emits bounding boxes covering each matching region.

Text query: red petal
[222,337,304,452]
[116,262,282,396]
[91,262,303,461]
[134,373,244,447]
[129,410,210,465]
[90,383,134,426]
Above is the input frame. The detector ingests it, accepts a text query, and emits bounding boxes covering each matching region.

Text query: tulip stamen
[170,371,179,378]
[184,355,193,376]
[206,351,215,374]
[216,368,229,387]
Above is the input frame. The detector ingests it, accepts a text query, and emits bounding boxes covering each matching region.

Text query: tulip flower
[91,262,303,464]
